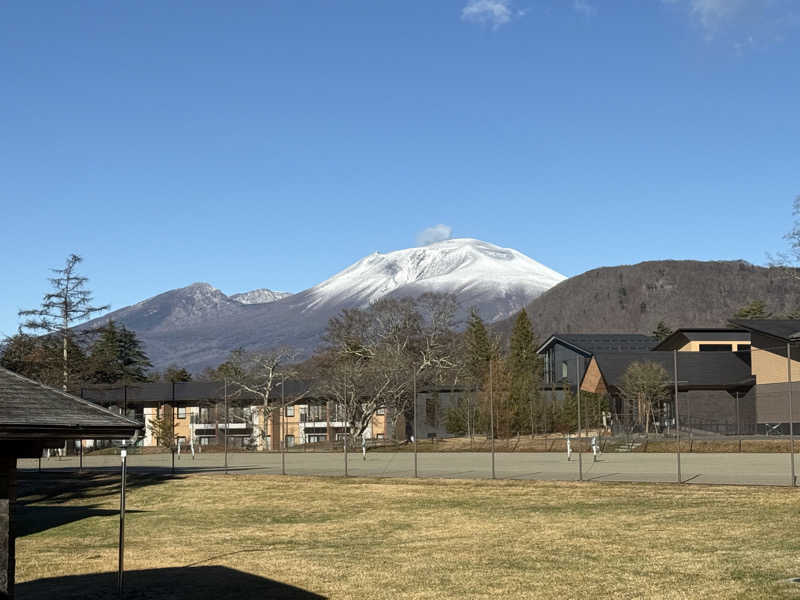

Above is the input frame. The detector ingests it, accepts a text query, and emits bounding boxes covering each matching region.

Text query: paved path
[18,451,800,486]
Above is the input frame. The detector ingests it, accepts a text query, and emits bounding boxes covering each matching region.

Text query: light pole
[118,440,128,598]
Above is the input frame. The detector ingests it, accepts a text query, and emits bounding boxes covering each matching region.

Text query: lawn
[14,472,800,599]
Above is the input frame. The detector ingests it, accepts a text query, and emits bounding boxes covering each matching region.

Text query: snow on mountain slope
[231,288,292,304]
[83,239,565,370]
[304,238,565,313]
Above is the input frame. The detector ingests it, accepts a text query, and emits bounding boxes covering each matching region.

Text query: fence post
[787,343,796,487]
[413,369,418,478]
[171,382,176,475]
[736,391,741,453]
[224,380,229,475]
[674,350,681,484]
[576,356,583,482]
[281,375,286,476]
[489,360,495,480]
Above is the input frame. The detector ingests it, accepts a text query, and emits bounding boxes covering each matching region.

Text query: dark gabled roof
[652,328,750,351]
[0,367,142,440]
[80,379,313,406]
[537,333,657,356]
[729,320,800,343]
[589,351,754,391]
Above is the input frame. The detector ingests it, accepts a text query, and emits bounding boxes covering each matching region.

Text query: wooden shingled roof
[0,367,142,440]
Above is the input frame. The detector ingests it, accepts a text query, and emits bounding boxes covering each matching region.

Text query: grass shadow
[17,472,176,506]
[18,565,327,599]
[15,504,145,537]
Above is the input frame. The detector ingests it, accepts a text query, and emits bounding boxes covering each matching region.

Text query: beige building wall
[580,358,607,395]
[750,346,800,384]
[679,340,750,352]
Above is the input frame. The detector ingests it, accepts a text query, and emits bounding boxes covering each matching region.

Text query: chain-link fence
[17,344,800,486]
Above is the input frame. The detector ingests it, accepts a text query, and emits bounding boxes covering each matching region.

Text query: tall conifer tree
[19,254,109,390]
[463,309,495,386]
[86,320,152,384]
[508,309,541,435]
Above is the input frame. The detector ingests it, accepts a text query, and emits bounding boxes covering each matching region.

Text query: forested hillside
[497,260,800,339]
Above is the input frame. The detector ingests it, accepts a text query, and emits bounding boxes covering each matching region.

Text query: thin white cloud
[416,225,453,246]
[665,0,798,43]
[688,0,749,32]
[461,0,515,29]
[573,0,597,18]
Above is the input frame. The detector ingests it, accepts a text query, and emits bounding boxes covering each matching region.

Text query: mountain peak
[231,288,293,305]
[306,238,565,314]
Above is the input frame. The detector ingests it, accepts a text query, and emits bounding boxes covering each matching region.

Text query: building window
[177,407,186,419]
[376,433,384,440]
[426,398,438,427]
[699,344,733,352]
[285,405,295,417]
[285,434,295,447]
[561,361,569,380]
[376,408,385,416]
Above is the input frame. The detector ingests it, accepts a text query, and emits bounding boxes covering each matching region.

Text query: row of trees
[1,319,154,389]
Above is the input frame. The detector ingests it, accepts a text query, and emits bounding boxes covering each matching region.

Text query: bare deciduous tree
[225,347,306,449]
[618,361,670,434]
[313,294,462,442]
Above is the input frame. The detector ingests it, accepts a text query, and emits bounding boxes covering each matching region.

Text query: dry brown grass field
[15,472,800,599]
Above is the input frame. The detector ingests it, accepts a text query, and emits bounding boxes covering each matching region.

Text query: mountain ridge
[84,238,565,370]
[496,259,800,340]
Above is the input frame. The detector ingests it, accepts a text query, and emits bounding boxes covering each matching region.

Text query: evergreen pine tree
[652,321,673,342]
[18,254,109,390]
[0,331,87,388]
[162,365,193,383]
[508,309,541,435]
[86,320,152,384]
[734,300,772,319]
[463,309,496,387]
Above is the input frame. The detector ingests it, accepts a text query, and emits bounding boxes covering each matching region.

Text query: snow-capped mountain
[231,288,292,305]
[83,239,565,370]
[305,238,565,320]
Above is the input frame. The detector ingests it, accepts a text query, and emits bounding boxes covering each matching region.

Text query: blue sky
[2,0,800,337]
